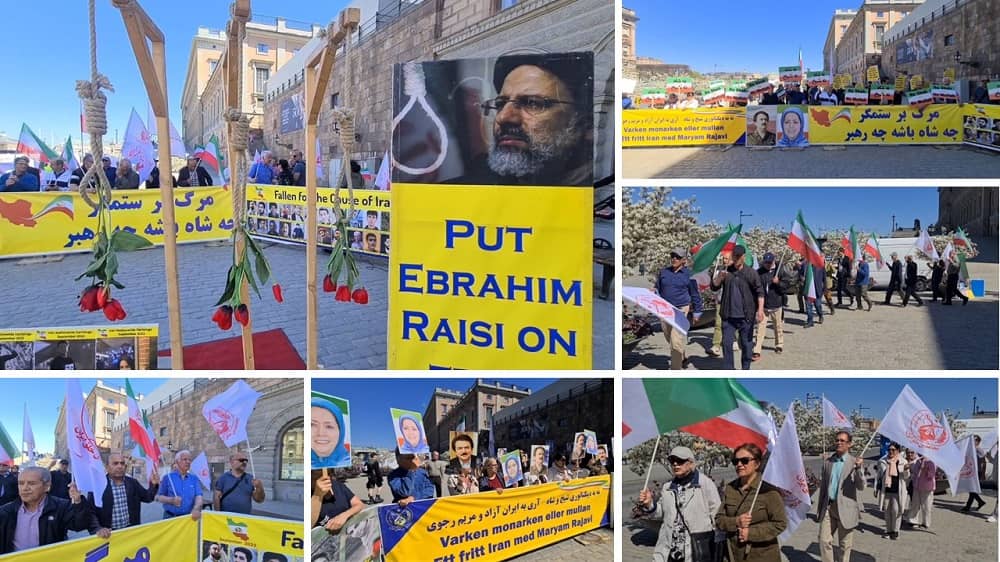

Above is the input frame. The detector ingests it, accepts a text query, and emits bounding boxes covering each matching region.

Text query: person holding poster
[312,396,351,468]
[776,107,809,147]
[388,449,436,506]
[571,432,587,460]
[479,458,508,493]
[446,432,480,495]
[584,430,599,455]
[500,451,524,488]
[311,469,365,532]
[530,445,549,476]
[391,410,429,455]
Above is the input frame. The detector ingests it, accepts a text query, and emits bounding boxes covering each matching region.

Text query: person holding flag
[654,247,703,370]
[875,443,910,540]
[816,431,865,562]
[943,254,969,305]
[637,446,720,562]
[214,452,265,514]
[86,452,160,538]
[156,450,203,520]
[0,467,89,553]
[928,258,946,302]
[753,252,788,360]
[710,245,763,370]
[836,249,853,308]
[715,443,786,562]
[901,255,924,307]
[961,435,988,513]
[853,256,873,311]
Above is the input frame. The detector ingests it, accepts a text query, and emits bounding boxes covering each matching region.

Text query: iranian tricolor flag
[622,379,773,451]
[0,422,18,465]
[840,226,860,261]
[691,224,741,290]
[863,234,884,269]
[17,124,58,165]
[803,262,817,303]
[953,227,972,252]
[61,136,80,172]
[126,379,160,466]
[195,134,223,185]
[735,230,758,269]
[788,211,824,268]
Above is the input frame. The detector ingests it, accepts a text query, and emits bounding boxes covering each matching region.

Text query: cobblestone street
[623,145,1000,179]
[0,241,613,369]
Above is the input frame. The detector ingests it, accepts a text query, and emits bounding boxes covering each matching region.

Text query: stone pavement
[337,475,614,561]
[622,459,998,562]
[622,144,1000,179]
[1,240,613,369]
[625,273,999,370]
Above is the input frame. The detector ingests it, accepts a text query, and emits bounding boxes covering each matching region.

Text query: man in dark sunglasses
[816,431,866,562]
[214,452,265,514]
[637,446,720,561]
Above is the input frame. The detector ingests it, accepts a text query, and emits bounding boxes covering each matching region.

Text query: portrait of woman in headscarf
[312,397,351,468]
[776,106,809,148]
[396,413,428,454]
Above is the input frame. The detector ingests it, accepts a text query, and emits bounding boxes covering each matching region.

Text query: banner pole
[642,434,661,492]
[246,439,257,477]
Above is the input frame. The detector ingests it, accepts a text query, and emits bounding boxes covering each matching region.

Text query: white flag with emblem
[191,451,212,490]
[878,385,963,483]
[622,286,691,336]
[914,228,940,261]
[821,397,853,429]
[762,404,811,541]
[950,435,981,495]
[202,380,262,447]
[64,379,108,506]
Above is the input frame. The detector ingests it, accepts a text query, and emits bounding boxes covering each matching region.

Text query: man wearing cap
[753,252,788,360]
[101,156,117,187]
[883,253,905,305]
[464,53,592,187]
[637,446,720,561]
[654,247,703,370]
[177,157,213,187]
[0,157,40,192]
[710,245,763,370]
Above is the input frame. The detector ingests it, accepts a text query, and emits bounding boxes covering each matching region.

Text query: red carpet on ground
[158,328,305,369]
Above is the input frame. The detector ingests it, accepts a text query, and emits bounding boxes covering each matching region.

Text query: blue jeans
[805,300,823,325]
[722,317,754,370]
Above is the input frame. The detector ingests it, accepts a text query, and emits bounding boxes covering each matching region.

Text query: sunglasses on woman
[732,456,755,465]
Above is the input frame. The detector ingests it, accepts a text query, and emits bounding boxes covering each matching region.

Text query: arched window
[278,419,303,481]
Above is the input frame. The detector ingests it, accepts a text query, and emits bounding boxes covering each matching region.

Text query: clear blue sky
[0,1,347,149]
[627,0,842,74]
[313,378,557,448]
[742,379,998,419]
[652,187,939,235]
[0,378,166,456]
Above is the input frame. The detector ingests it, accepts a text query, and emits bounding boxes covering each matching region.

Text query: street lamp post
[738,210,753,226]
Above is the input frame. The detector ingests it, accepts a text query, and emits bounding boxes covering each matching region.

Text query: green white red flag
[622,379,773,451]
[16,124,58,165]
[803,262,817,302]
[840,226,860,261]
[691,224,741,290]
[0,422,18,465]
[61,136,80,172]
[788,211,824,268]
[863,234,883,269]
[952,227,972,252]
[126,379,160,466]
[735,229,758,269]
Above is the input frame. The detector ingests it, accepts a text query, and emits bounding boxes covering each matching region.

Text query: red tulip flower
[79,285,101,312]
[272,283,284,303]
[102,299,127,322]
[212,305,234,330]
[234,304,250,327]
[322,274,336,293]
[351,287,369,305]
[96,286,110,308]
[335,285,351,302]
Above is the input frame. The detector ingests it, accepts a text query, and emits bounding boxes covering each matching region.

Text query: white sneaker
[988,516,996,523]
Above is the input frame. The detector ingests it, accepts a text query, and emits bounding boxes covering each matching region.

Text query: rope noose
[225,108,251,226]
[77,0,115,210]
[391,62,449,175]
[332,109,356,224]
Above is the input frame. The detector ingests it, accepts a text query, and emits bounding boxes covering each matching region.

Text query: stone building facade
[102,378,304,508]
[491,378,612,460]
[263,0,614,183]
[835,0,923,84]
[938,186,999,237]
[425,380,531,454]
[882,0,999,93]
[55,380,130,460]
[824,9,858,72]
[622,7,637,77]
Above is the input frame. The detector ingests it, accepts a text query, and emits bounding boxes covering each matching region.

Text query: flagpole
[245,439,257,477]
[642,435,661,492]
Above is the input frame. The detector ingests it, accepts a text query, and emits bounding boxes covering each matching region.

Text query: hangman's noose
[390,62,449,175]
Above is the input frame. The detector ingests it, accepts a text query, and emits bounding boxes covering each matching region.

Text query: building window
[104,411,114,432]
[159,426,167,437]
[944,34,955,46]
[498,0,518,10]
[330,92,340,109]
[874,24,885,44]
[209,59,218,73]
[255,67,270,94]
[840,24,847,32]
[257,43,269,55]
[279,421,304,481]
[484,406,494,428]
[875,11,884,17]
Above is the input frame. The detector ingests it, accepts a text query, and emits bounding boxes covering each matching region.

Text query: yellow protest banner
[910,75,924,90]
[245,183,391,256]
[622,108,747,147]
[0,516,198,561]
[379,475,611,562]
[201,512,305,559]
[0,325,158,369]
[0,187,233,258]
[866,65,880,83]
[894,76,907,91]
[807,104,963,145]
[389,184,592,369]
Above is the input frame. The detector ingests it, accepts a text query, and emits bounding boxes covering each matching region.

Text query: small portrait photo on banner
[391,408,430,454]
[746,107,777,146]
[776,105,810,147]
[392,53,594,187]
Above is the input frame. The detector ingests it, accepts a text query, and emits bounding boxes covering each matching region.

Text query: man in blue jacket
[0,157,40,192]
[854,257,873,311]
[654,248,703,370]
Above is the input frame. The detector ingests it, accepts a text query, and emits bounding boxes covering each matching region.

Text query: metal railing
[884,0,970,44]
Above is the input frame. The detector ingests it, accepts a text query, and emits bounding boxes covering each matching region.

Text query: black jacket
[904,260,919,287]
[757,266,787,310]
[176,166,213,187]
[930,262,945,285]
[49,470,72,500]
[711,264,762,321]
[888,260,903,286]
[0,495,90,554]
[86,475,158,532]
[0,475,17,507]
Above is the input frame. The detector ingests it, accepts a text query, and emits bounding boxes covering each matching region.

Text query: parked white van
[864,237,936,291]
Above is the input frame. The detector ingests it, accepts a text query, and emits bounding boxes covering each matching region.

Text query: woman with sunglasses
[716,443,786,561]
[637,446,720,562]
[875,442,910,540]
